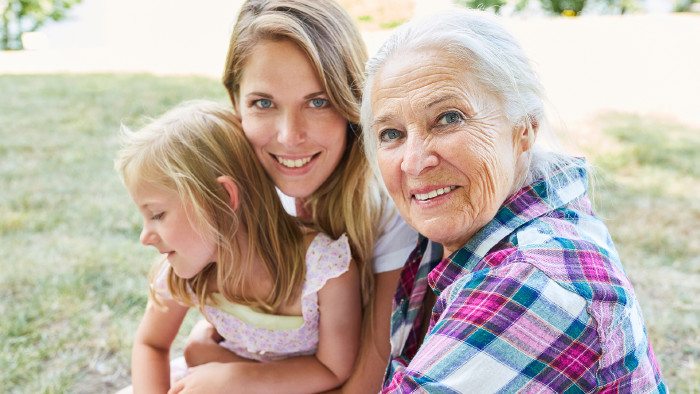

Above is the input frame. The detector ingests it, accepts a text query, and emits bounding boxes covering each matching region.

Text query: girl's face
[236,39,348,200]
[129,181,217,279]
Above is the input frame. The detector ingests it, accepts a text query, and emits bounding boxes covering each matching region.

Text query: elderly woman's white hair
[361,8,582,190]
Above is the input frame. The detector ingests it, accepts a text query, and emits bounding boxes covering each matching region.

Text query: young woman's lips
[271,153,319,174]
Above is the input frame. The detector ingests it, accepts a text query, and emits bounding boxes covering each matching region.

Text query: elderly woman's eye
[253,99,273,109]
[379,129,402,142]
[438,111,463,125]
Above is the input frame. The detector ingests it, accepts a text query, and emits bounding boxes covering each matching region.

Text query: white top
[278,189,417,273]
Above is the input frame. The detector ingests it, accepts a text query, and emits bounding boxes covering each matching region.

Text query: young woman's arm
[170,260,362,394]
[329,268,401,393]
[312,258,363,384]
[132,297,189,393]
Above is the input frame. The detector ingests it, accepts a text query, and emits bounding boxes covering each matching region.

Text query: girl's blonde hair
[116,100,306,312]
[223,0,386,305]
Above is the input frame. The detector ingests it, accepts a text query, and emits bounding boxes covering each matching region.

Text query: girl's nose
[139,226,159,246]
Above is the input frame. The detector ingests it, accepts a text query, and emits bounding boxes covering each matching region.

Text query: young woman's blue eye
[379,129,402,142]
[254,99,273,109]
[438,111,462,125]
[310,98,327,108]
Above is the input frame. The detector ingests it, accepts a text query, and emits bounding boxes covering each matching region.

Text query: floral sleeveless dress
[155,233,352,362]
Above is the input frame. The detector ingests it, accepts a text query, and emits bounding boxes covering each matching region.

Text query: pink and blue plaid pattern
[384,161,666,393]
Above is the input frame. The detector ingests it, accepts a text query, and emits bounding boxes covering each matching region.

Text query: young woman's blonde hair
[116,100,306,313]
[222,0,386,305]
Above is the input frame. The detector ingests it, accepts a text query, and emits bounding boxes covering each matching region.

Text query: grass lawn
[1,74,698,392]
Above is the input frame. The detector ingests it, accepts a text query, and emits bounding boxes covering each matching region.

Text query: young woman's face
[236,39,348,200]
[130,181,217,279]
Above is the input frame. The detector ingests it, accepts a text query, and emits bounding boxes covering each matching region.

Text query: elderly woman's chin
[399,196,494,257]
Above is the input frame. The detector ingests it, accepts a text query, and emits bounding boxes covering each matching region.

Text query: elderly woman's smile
[370,48,530,257]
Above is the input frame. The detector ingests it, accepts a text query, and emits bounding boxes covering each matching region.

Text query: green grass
[1,75,698,392]
[0,74,229,393]
[582,113,700,391]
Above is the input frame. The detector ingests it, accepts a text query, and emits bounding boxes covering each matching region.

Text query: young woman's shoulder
[373,199,419,273]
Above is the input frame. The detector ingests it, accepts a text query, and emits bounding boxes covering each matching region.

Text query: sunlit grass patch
[0,74,227,392]
[581,112,700,392]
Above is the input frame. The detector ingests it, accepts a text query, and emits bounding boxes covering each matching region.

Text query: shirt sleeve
[373,205,418,273]
[384,263,599,393]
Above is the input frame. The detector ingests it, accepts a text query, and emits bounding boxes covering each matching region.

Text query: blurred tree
[505,0,588,15]
[1,0,83,50]
[456,0,508,13]
[533,0,587,14]
[674,0,699,11]
[604,0,639,14]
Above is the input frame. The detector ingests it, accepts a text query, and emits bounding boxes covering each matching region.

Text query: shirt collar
[428,159,589,294]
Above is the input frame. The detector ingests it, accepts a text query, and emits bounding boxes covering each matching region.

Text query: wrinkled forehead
[378,46,463,81]
[369,47,486,120]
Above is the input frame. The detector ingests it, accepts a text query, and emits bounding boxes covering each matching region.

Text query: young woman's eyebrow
[244,92,273,98]
[303,91,326,99]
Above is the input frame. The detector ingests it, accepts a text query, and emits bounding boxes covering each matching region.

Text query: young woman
[176,0,417,392]
[116,100,362,393]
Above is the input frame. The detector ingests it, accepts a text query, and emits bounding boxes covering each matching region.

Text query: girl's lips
[412,186,457,201]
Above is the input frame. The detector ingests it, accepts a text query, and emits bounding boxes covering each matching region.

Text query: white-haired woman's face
[369,48,531,257]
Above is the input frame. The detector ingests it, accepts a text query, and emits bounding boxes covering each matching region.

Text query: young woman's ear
[217,176,239,211]
[232,95,240,114]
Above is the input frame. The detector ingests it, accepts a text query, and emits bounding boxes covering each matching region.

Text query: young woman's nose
[277,111,306,147]
[400,131,439,176]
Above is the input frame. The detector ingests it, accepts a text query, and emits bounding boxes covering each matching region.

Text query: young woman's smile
[237,39,348,199]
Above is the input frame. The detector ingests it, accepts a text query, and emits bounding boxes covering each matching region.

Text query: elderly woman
[361,9,666,393]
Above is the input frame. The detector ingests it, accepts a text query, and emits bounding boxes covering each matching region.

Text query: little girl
[115,100,361,393]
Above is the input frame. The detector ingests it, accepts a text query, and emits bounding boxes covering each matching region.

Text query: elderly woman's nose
[278,112,306,147]
[400,133,439,175]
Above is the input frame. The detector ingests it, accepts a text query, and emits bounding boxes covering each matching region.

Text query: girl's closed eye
[151,212,165,221]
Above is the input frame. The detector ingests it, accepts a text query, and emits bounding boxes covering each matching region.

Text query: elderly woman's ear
[514,114,539,153]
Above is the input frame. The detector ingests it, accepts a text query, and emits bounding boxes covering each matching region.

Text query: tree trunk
[1,7,10,50]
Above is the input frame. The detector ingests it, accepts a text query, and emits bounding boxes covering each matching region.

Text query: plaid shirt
[383,162,666,393]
